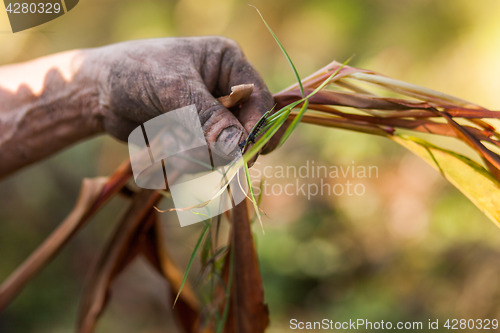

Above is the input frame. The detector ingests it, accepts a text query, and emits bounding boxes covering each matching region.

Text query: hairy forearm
[0,50,103,178]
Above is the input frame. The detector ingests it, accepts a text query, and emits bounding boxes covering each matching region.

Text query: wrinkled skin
[97,36,275,157]
[0,37,276,178]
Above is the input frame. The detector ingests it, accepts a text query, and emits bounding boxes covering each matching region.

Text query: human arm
[0,36,274,179]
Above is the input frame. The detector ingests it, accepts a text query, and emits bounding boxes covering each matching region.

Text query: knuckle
[198,102,224,126]
[214,36,239,49]
[210,36,242,57]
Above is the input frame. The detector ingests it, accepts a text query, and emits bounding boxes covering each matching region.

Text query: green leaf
[278,100,308,147]
[243,106,292,163]
[215,245,234,333]
[243,160,264,233]
[251,5,304,97]
[173,221,210,307]
[392,135,500,227]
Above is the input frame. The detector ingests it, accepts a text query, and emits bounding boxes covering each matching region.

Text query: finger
[227,64,274,134]
[192,81,248,160]
[217,45,279,154]
[234,76,282,155]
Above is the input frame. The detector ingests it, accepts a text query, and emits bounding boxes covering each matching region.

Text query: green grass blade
[278,99,308,147]
[242,100,306,162]
[251,5,304,97]
[240,109,274,152]
[173,221,210,307]
[243,108,291,162]
[266,99,304,123]
[215,247,234,333]
[256,178,265,206]
[253,109,273,137]
[243,160,264,233]
[200,227,212,268]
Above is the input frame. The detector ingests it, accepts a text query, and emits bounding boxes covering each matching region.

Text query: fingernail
[215,126,244,158]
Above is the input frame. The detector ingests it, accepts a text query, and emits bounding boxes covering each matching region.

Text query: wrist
[72,48,108,136]
[0,49,107,177]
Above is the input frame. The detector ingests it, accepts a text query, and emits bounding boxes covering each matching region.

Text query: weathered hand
[0,36,275,178]
[95,36,275,157]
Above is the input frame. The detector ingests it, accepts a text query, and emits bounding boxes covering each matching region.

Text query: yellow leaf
[392,135,500,227]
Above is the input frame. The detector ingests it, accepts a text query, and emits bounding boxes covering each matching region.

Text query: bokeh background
[2,0,500,332]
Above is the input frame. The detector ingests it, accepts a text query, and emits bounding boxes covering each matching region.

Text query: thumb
[193,82,247,159]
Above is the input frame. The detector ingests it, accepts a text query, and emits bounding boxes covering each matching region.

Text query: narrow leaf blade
[392,135,500,226]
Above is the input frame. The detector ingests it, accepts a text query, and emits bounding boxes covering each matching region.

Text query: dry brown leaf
[0,177,109,310]
[141,219,209,333]
[77,190,162,333]
[221,199,269,333]
[217,84,254,108]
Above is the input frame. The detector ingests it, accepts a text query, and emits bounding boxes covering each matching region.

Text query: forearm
[0,50,103,178]
[0,37,276,179]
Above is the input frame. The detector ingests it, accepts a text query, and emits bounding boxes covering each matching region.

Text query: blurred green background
[1,0,500,332]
